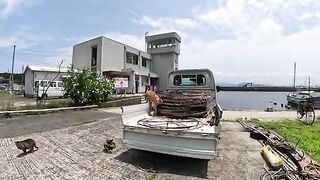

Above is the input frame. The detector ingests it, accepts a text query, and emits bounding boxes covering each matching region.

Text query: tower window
[149,38,175,49]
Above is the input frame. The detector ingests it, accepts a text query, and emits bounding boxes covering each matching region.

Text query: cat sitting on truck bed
[145,90,162,116]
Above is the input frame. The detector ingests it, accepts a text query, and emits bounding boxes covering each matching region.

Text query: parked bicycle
[296,97,315,125]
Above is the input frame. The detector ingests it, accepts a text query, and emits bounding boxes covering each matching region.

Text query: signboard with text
[114,78,129,88]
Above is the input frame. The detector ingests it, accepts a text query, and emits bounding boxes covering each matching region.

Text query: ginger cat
[145,90,162,115]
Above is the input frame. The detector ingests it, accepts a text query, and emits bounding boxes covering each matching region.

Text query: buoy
[261,145,283,170]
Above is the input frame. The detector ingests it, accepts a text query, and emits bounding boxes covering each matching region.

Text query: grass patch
[0,92,12,97]
[145,174,156,180]
[107,96,138,101]
[73,120,96,126]
[0,99,73,111]
[19,99,72,110]
[0,101,14,111]
[251,120,320,163]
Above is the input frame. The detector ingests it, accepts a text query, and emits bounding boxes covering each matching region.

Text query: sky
[1,0,320,86]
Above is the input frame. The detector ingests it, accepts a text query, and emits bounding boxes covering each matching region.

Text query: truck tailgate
[121,103,220,160]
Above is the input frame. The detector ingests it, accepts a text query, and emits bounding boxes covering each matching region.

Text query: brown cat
[145,90,162,115]
[15,139,38,153]
[104,138,116,153]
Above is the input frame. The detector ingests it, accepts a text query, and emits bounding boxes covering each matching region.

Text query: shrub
[64,69,113,105]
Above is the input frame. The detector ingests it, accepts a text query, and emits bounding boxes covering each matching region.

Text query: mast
[293,61,296,93]
[308,76,310,92]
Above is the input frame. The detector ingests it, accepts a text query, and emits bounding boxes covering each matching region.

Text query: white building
[23,65,68,97]
[72,32,181,93]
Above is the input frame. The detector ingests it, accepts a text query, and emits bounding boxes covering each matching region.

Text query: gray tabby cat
[15,139,39,153]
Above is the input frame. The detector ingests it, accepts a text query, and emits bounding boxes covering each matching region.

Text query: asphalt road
[0,109,115,138]
[0,109,265,179]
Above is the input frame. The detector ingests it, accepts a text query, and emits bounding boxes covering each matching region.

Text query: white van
[34,80,65,99]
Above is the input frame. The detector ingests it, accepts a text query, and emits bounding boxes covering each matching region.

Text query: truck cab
[121,69,222,159]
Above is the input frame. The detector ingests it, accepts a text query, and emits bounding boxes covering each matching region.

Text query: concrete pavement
[0,109,265,179]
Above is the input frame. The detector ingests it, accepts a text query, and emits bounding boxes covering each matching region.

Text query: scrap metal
[157,90,212,118]
[238,119,320,180]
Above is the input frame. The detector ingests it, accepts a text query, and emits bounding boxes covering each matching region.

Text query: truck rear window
[173,75,206,86]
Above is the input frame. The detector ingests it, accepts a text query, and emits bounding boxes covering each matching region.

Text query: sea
[217,91,288,110]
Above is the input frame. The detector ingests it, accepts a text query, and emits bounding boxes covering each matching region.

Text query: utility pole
[145,32,149,52]
[11,45,16,94]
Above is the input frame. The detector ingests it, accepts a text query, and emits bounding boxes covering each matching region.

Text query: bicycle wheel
[305,110,315,125]
[297,110,304,119]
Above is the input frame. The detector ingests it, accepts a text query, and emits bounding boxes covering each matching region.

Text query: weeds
[252,120,320,163]
[0,92,12,97]
[1,99,72,111]
[22,100,71,110]
[145,174,156,180]
[0,101,14,111]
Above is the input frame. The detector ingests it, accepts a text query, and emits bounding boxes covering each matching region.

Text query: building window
[175,58,178,70]
[126,52,138,65]
[142,57,147,67]
[91,46,97,66]
[126,52,132,63]
[133,55,138,65]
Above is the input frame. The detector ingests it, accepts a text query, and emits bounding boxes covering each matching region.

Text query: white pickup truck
[121,69,222,160]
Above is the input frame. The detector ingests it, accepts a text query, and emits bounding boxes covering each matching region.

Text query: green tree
[64,69,113,105]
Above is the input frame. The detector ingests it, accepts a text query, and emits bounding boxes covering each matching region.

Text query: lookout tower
[146,32,181,91]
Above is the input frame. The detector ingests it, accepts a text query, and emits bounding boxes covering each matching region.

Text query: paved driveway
[0,110,265,179]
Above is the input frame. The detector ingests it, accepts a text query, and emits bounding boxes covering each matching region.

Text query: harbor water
[217,91,288,110]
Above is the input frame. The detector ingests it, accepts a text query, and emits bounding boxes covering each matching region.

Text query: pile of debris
[238,119,320,180]
[157,90,212,118]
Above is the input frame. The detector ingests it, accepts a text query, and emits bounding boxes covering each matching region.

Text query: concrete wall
[100,38,154,93]
[72,36,161,94]
[101,37,125,72]
[100,37,152,74]
[72,37,102,73]
[151,53,175,91]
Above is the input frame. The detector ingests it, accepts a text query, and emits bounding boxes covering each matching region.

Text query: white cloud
[40,47,72,68]
[132,0,320,85]
[137,15,199,30]
[0,31,49,49]
[180,23,320,85]
[0,0,40,18]
[295,12,313,21]
[196,0,248,28]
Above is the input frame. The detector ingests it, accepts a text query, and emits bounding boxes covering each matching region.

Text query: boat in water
[286,91,320,109]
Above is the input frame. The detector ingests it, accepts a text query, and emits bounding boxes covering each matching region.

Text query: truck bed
[121,103,220,159]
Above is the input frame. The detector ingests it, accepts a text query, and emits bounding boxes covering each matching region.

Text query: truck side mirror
[216,86,220,92]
